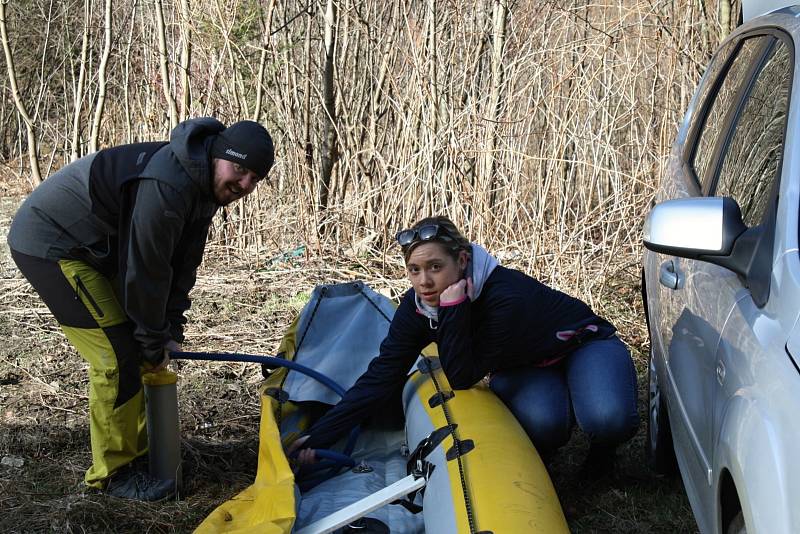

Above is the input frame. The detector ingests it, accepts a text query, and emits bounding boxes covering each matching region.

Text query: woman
[292,216,638,475]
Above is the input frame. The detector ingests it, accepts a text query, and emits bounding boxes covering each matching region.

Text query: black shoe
[130,454,149,473]
[105,469,176,501]
[579,444,616,481]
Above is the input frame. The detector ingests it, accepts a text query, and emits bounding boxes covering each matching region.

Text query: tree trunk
[484,0,508,210]
[178,0,192,121]
[0,1,42,185]
[426,0,438,134]
[154,0,179,130]
[70,0,90,160]
[302,8,313,197]
[253,0,276,122]
[89,0,113,153]
[319,0,338,214]
[123,1,137,143]
[718,0,735,38]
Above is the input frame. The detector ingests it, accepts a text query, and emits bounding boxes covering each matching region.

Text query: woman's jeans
[489,335,639,455]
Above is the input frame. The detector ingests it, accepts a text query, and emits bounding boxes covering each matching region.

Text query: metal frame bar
[294,474,426,534]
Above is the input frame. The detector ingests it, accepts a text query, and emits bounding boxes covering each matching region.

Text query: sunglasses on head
[395,224,452,247]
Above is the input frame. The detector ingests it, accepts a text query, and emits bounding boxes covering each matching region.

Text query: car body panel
[743,1,799,22]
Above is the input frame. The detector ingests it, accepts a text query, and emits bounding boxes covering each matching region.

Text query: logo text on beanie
[225,148,247,160]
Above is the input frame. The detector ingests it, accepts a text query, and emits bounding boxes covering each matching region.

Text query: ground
[0,196,697,533]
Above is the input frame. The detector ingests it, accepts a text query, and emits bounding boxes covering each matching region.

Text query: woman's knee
[511,402,572,452]
[491,366,573,452]
[577,400,639,444]
[566,336,640,443]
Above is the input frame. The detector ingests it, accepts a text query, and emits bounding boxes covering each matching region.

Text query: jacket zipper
[74,275,105,318]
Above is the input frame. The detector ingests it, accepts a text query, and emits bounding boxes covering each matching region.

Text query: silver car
[642,6,800,534]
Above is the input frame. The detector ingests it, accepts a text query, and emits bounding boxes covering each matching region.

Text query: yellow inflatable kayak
[195,281,568,533]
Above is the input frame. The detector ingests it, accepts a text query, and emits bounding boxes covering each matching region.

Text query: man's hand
[144,340,181,373]
[164,339,182,357]
[148,355,170,373]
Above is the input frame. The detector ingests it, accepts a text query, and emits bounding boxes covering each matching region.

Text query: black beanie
[211,120,275,178]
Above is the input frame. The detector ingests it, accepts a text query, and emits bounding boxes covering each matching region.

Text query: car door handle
[659,259,680,290]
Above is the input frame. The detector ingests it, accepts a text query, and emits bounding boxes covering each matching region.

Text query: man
[7,118,274,500]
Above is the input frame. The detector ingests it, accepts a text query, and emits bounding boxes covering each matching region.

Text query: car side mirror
[644,196,773,307]
[643,197,747,258]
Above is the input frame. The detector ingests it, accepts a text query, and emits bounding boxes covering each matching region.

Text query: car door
[706,34,793,533]
[654,33,780,520]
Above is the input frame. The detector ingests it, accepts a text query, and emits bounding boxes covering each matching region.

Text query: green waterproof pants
[11,250,148,488]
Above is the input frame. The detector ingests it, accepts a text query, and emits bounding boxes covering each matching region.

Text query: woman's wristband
[439,294,467,307]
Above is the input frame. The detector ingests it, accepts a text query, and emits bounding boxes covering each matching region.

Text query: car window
[714,39,791,227]
[691,37,770,189]
[688,39,737,139]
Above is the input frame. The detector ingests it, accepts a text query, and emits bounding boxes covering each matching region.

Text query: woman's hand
[440,277,474,305]
[287,435,317,466]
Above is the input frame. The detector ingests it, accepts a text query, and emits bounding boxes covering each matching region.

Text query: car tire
[646,347,678,474]
[727,511,746,534]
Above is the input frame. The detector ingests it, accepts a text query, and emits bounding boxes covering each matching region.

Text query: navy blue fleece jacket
[303,262,616,450]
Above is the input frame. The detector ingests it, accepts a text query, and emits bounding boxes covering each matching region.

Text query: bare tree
[89,0,113,152]
[0,0,736,306]
[69,0,90,160]
[302,6,314,196]
[122,0,137,142]
[178,0,192,121]
[319,0,338,213]
[253,0,276,122]
[719,0,732,37]
[154,0,179,130]
[0,0,42,185]
[483,0,508,210]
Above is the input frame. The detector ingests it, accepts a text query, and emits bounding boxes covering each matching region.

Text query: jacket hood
[169,117,226,197]
[465,243,499,300]
[414,243,500,322]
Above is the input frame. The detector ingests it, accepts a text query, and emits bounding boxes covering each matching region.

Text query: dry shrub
[204,1,730,351]
[0,1,734,320]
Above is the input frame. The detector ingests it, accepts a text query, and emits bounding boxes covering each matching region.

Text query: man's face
[211,158,264,206]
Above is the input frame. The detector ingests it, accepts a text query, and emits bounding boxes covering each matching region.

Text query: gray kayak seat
[282,281,396,406]
[281,281,425,532]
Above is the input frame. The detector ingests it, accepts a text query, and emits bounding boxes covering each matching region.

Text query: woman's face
[406,242,467,306]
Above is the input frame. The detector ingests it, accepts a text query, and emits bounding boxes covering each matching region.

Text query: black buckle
[416,357,441,374]
[406,424,455,473]
[390,425,455,513]
[391,459,435,514]
[446,439,475,460]
[428,390,454,408]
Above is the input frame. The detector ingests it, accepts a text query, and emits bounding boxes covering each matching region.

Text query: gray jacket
[8,118,224,363]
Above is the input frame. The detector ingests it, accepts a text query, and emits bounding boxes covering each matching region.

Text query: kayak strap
[418,356,481,534]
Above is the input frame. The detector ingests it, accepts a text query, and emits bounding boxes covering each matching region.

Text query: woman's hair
[401,215,471,263]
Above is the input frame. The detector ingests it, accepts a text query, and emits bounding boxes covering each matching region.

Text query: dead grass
[0,227,696,534]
